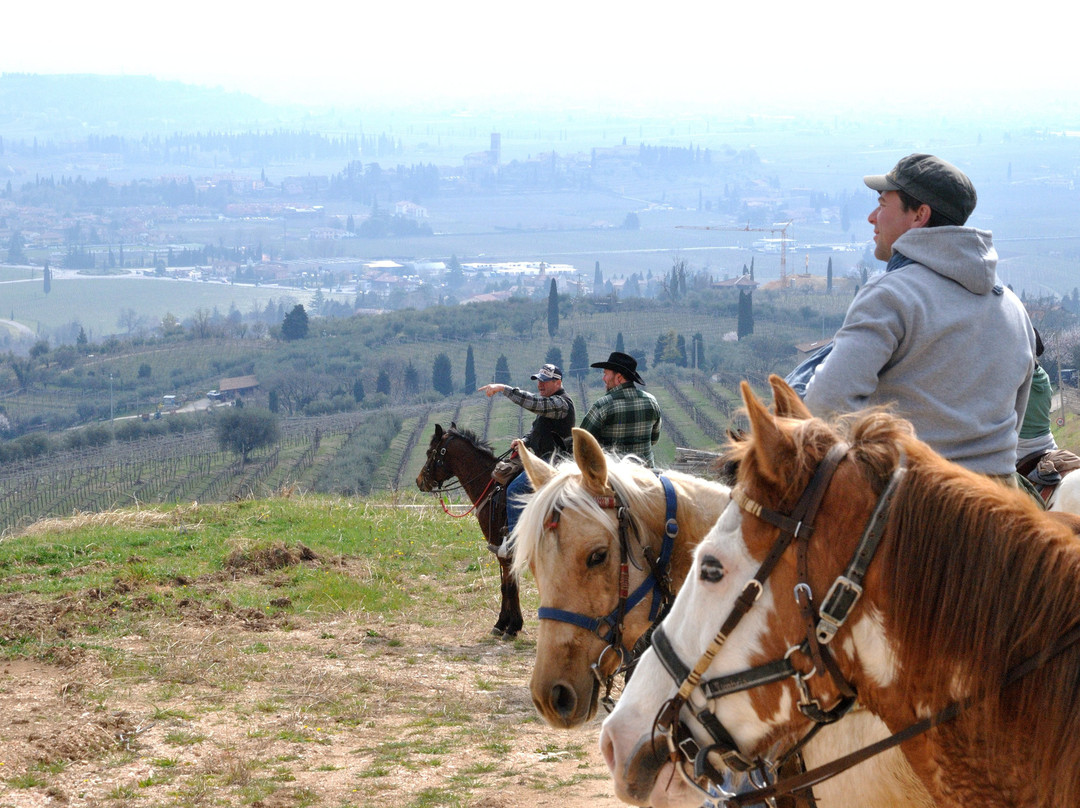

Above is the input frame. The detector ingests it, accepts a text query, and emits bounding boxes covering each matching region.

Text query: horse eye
[699,555,724,583]
[586,548,608,568]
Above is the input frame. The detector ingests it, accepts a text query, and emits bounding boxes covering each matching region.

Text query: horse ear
[516,439,556,489]
[769,374,812,420]
[741,381,793,487]
[434,423,444,438]
[572,428,609,494]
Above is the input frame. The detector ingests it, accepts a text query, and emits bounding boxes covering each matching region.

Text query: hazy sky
[4,1,1076,115]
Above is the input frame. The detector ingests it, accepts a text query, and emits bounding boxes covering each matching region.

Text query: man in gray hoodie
[804,154,1035,476]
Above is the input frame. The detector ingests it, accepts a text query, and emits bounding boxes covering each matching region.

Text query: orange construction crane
[678,221,794,287]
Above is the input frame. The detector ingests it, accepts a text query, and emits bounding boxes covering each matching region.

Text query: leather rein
[651,442,896,805]
[538,475,679,709]
[421,432,509,519]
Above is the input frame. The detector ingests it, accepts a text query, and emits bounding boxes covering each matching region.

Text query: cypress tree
[569,335,589,378]
[494,355,512,385]
[737,290,754,340]
[432,354,453,396]
[547,279,559,337]
[464,345,476,392]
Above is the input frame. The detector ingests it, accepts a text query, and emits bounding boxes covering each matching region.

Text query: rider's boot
[487,526,511,558]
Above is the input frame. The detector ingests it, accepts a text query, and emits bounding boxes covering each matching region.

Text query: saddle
[1017,449,1080,502]
[491,452,524,486]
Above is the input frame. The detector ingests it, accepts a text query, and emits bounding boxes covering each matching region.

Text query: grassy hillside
[0,494,627,807]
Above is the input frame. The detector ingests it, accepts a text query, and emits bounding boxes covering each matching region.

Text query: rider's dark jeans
[505,470,532,539]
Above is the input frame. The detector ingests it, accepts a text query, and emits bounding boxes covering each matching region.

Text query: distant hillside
[0,73,283,137]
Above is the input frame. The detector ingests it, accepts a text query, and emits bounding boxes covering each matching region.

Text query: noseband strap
[653,442,851,797]
[537,474,681,708]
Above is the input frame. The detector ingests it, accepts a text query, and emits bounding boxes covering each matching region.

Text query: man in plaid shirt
[479,363,575,555]
[580,351,662,467]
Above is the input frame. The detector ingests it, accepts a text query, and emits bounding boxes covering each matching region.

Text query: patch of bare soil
[0,592,627,807]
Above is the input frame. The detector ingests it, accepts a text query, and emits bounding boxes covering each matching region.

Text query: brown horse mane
[749,405,1080,803]
[442,425,496,459]
[882,434,1080,794]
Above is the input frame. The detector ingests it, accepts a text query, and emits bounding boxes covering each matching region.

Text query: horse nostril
[551,683,578,720]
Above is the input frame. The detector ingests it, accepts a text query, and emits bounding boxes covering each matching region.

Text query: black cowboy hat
[591,351,645,385]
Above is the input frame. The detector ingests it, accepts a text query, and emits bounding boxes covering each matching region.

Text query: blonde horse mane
[511,456,714,581]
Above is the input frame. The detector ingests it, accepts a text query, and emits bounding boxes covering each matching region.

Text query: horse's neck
[648,478,729,593]
[455,451,497,504]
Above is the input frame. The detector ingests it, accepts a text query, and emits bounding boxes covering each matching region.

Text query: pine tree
[352,377,365,402]
[593,261,602,293]
[376,370,391,396]
[676,334,688,367]
[615,332,625,353]
[432,354,453,396]
[280,304,309,340]
[464,345,476,392]
[43,262,51,294]
[547,279,559,337]
[827,257,833,294]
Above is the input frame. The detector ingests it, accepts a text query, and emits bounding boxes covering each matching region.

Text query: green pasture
[0,495,489,644]
[1,274,327,341]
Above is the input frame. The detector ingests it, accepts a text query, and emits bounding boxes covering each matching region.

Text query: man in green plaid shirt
[580,351,662,467]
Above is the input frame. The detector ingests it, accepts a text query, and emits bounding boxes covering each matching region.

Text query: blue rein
[537,475,679,642]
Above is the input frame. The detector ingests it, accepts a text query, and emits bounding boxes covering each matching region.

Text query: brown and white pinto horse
[516,428,930,808]
[601,376,1080,808]
[416,423,523,638]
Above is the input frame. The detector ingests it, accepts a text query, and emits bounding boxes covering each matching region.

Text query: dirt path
[0,593,628,808]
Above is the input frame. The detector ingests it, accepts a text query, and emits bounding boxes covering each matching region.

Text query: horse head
[416,423,451,491]
[600,376,909,806]
[514,427,729,730]
[416,422,496,493]
[603,374,1080,808]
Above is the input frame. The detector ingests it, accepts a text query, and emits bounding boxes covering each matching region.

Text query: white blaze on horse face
[600,503,778,804]
[674,504,781,748]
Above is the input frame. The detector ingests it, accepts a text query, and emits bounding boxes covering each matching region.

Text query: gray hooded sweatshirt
[804,226,1034,475]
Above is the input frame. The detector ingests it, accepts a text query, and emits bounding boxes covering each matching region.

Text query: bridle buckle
[816,575,863,645]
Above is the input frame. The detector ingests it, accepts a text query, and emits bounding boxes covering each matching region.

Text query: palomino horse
[516,428,930,808]
[513,427,728,728]
[601,376,1080,808]
[416,423,523,638]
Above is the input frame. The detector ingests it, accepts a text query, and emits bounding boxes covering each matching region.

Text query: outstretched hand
[478,384,506,397]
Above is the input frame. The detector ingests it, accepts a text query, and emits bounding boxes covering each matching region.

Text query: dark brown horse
[416,423,523,638]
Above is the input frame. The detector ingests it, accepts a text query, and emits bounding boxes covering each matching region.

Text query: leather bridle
[649,443,906,805]
[538,475,679,709]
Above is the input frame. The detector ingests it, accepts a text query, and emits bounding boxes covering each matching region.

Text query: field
[1,272,336,344]
[0,495,628,808]
[0,363,751,535]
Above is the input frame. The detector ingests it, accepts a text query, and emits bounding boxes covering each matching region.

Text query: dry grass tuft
[12,504,202,537]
